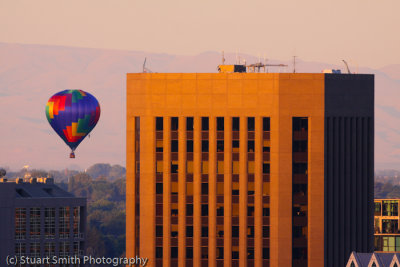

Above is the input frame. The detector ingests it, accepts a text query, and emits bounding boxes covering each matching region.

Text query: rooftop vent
[44,178,54,184]
[323,69,341,74]
[16,188,31,197]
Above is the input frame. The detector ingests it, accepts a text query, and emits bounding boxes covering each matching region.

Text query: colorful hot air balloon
[45,89,100,158]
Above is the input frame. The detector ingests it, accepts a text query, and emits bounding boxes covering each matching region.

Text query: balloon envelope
[45,89,100,155]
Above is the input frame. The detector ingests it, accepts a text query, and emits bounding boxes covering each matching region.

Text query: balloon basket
[70,152,75,158]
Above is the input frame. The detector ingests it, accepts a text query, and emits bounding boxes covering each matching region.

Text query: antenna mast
[342,60,351,74]
[293,56,297,73]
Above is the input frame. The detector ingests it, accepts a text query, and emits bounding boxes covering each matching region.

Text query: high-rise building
[126,72,374,267]
[0,176,86,266]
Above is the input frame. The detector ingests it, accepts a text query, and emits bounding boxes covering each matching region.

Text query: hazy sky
[1,0,399,68]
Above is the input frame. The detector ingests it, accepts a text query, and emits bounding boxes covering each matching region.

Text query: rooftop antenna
[222,51,225,65]
[143,57,152,73]
[342,60,351,74]
[293,55,297,73]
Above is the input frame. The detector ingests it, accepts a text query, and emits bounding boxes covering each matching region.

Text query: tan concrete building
[126,72,374,267]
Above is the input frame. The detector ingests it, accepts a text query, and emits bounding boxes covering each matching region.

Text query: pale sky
[1,0,399,68]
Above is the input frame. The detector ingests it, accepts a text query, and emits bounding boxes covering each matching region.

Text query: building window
[217,161,224,174]
[171,140,178,152]
[30,208,41,239]
[156,225,163,237]
[233,161,239,175]
[201,204,209,216]
[248,117,255,131]
[382,200,399,216]
[187,140,193,152]
[217,182,224,195]
[156,117,163,131]
[232,140,239,153]
[156,247,163,258]
[217,140,224,152]
[202,161,209,174]
[15,208,26,240]
[186,226,193,237]
[232,226,239,238]
[15,243,26,260]
[171,247,178,258]
[30,242,41,257]
[217,204,224,216]
[156,140,163,152]
[217,117,224,131]
[232,246,239,259]
[263,248,270,259]
[217,247,224,259]
[263,226,270,238]
[187,161,194,174]
[186,247,193,259]
[187,204,193,216]
[171,117,179,131]
[59,241,69,257]
[59,207,70,239]
[156,183,163,194]
[187,117,194,131]
[44,208,55,239]
[375,202,382,216]
[232,182,239,196]
[248,161,255,174]
[171,161,178,173]
[45,242,55,257]
[202,140,209,152]
[186,182,193,196]
[232,117,239,131]
[201,247,208,259]
[156,161,163,173]
[171,182,178,195]
[201,227,208,237]
[202,117,209,131]
[248,140,255,152]
[73,207,81,238]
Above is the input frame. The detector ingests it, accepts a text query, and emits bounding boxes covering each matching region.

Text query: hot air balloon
[45,89,100,158]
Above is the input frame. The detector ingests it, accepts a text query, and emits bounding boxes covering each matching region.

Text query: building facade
[0,177,86,267]
[126,73,374,267]
[375,199,400,252]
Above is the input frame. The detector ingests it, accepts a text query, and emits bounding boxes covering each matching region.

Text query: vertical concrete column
[209,116,217,267]
[126,116,136,258]
[224,116,232,267]
[270,113,292,267]
[163,117,171,267]
[308,114,325,267]
[193,117,201,267]
[254,117,263,267]
[239,116,248,267]
[178,117,187,267]
[140,116,155,263]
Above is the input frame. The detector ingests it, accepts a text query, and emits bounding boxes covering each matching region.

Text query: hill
[0,42,400,169]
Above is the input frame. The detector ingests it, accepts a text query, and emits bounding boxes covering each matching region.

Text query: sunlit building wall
[126,73,374,267]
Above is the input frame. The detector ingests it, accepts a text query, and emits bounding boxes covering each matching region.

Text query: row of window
[15,207,82,240]
[15,241,82,257]
[156,117,271,132]
[155,246,270,260]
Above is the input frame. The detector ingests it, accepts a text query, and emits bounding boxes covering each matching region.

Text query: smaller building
[375,199,400,252]
[346,252,400,267]
[0,176,86,266]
